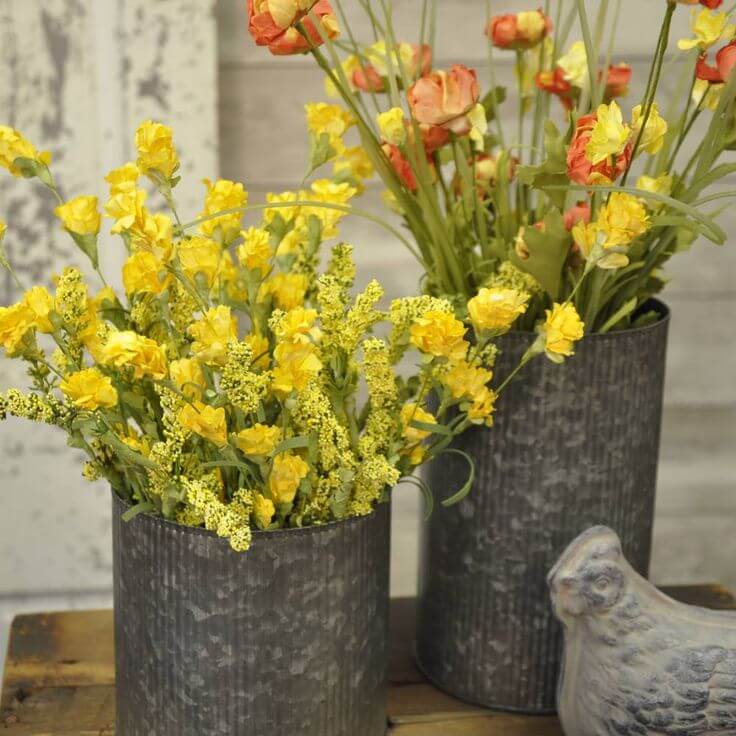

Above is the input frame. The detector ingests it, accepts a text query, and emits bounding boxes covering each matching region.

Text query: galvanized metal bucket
[416,301,670,713]
[113,493,391,736]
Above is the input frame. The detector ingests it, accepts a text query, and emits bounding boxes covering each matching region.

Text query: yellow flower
[517,10,548,42]
[269,452,309,505]
[105,162,139,195]
[177,237,222,287]
[252,493,276,530]
[169,358,207,400]
[99,331,168,379]
[60,368,118,410]
[543,303,585,362]
[0,219,5,239]
[199,179,248,244]
[678,8,735,51]
[260,272,308,310]
[0,303,34,355]
[0,126,52,177]
[333,146,374,183]
[105,188,147,234]
[235,423,281,456]
[585,101,631,165]
[401,403,436,445]
[631,104,668,156]
[238,227,273,271]
[443,361,494,401]
[22,286,54,333]
[188,306,238,366]
[305,102,354,138]
[304,179,357,237]
[692,78,723,111]
[135,212,174,259]
[272,341,323,395]
[178,401,228,446]
[467,387,497,427]
[636,174,673,210]
[122,251,168,295]
[557,41,589,88]
[245,333,271,369]
[377,108,407,145]
[572,220,604,261]
[264,191,300,224]
[467,287,529,334]
[273,307,318,343]
[276,226,306,256]
[410,310,468,362]
[135,120,179,179]
[596,192,650,248]
[54,195,101,236]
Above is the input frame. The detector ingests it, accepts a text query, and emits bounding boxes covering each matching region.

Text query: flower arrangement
[0,121,583,551]
[247,0,736,333]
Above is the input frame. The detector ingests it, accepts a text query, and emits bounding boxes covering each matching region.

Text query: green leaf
[103,432,158,470]
[439,449,476,507]
[121,501,155,523]
[409,419,453,436]
[598,298,638,334]
[400,475,434,521]
[305,131,338,178]
[68,231,99,269]
[272,435,310,456]
[12,156,54,188]
[481,86,507,121]
[510,207,571,299]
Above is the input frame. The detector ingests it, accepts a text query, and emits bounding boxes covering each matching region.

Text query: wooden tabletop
[2,586,735,735]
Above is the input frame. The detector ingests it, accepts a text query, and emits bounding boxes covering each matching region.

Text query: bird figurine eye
[594,575,610,592]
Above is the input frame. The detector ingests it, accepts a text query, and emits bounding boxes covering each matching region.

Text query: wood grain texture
[2,590,732,735]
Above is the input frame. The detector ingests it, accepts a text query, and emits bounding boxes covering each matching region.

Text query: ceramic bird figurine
[549,526,736,736]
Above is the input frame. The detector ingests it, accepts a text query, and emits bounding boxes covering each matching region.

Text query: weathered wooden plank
[390,714,562,735]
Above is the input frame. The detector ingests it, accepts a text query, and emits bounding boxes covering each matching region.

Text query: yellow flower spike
[467,287,530,334]
[105,162,139,196]
[631,104,668,156]
[235,424,281,456]
[199,179,248,245]
[269,452,309,506]
[238,227,273,271]
[60,368,118,411]
[135,120,179,180]
[377,108,407,146]
[557,41,589,88]
[542,303,585,363]
[585,101,631,165]
[410,310,469,362]
[188,305,238,366]
[22,287,54,334]
[0,126,52,177]
[678,8,735,51]
[252,493,276,530]
[54,195,101,236]
[177,236,222,287]
[169,358,207,400]
[122,251,168,295]
[178,401,228,447]
[400,403,436,445]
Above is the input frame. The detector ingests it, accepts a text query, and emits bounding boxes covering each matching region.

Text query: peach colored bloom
[486,11,552,50]
[566,113,632,185]
[407,65,480,135]
[353,44,431,93]
[603,63,632,99]
[247,0,338,56]
[382,143,417,191]
[536,67,575,110]
[564,201,591,231]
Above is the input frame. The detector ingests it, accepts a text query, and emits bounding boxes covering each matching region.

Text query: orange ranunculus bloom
[696,41,736,83]
[677,0,722,7]
[563,201,591,231]
[603,63,632,100]
[247,0,338,56]
[407,65,480,136]
[536,68,575,110]
[566,113,632,186]
[382,144,418,191]
[486,10,553,50]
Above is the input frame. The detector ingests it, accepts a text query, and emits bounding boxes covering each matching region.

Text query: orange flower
[353,44,432,93]
[407,65,480,135]
[536,67,575,110]
[603,63,632,100]
[486,11,553,50]
[566,113,632,186]
[563,201,591,231]
[382,143,418,191]
[696,41,736,82]
[247,0,338,56]
[678,0,722,7]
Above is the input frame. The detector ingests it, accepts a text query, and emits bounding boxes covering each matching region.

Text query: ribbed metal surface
[417,303,670,713]
[113,494,391,736]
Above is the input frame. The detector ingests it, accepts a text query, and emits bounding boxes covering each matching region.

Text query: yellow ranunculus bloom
[177,237,222,287]
[585,101,631,165]
[377,108,407,146]
[178,401,228,446]
[543,303,585,362]
[134,212,174,260]
[631,104,668,156]
[122,251,168,295]
[169,358,207,400]
[401,403,436,445]
[410,310,468,362]
[105,188,147,234]
[443,361,494,401]
[0,126,52,177]
[135,120,179,179]
[54,195,101,236]
[105,162,139,196]
[199,178,248,245]
[22,286,54,334]
[235,423,281,456]
[273,307,318,343]
[596,192,650,248]
[517,10,547,43]
[98,331,168,380]
[260,272,308,310]
[245,333,271,369]
[272,341,323,395]
[678,8,735,51]
[0,303,34,355]
[269,452,310,505]
[252,493,276,530]
[264,191,300,224]
[636,174,673,210]
[60,368,118,410]
[333,146,374,184]
[188,305,238,366]
[305,102,354,138]
[238,227,273,271]
[467,387,497,427]
[467,287,529,334]
[557,41,588,88]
